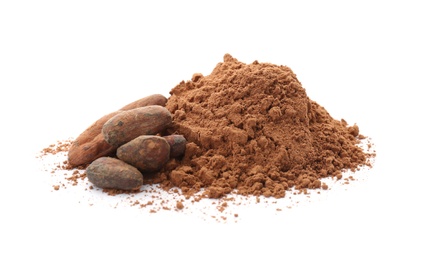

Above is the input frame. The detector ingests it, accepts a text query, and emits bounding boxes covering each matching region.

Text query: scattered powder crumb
[176,201,184,210]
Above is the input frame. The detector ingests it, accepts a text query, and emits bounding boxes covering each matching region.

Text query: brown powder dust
[155,54,374,199]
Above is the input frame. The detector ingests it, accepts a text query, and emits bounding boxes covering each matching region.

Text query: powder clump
[161,54,373,198]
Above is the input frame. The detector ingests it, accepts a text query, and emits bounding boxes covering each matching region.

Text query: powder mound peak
[161,54,372,198]
[223,53,238,63]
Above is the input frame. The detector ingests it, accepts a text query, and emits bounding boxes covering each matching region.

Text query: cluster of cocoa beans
[68,94,185,191]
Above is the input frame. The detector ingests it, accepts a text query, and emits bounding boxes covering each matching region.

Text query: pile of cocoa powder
[151,54,374,199]
[40,54,375,206]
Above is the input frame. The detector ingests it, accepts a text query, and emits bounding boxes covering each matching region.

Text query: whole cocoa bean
[86,157,143,191]
[117,135,170,173]
[163,135,187,158]
[68,94,167,167]
[68,111,120,167]
[102,105,172,147]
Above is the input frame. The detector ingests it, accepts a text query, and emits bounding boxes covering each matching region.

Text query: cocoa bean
[86,157,143,190]
[119,94,167,110]
[163,135,187,158]
[117,135,170,173]
[102,105,172,147]
[68,111,120,167]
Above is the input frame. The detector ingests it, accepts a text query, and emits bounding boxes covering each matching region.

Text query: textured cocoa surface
[155,54,374,198]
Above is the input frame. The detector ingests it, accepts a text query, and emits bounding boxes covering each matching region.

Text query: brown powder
[157,54,374,199]
[38,139,73,157]
[176,200,184,210]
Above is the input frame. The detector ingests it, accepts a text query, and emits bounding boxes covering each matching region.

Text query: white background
[1,0,422,259]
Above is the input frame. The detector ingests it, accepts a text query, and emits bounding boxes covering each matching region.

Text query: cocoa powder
[156,54,374,198]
